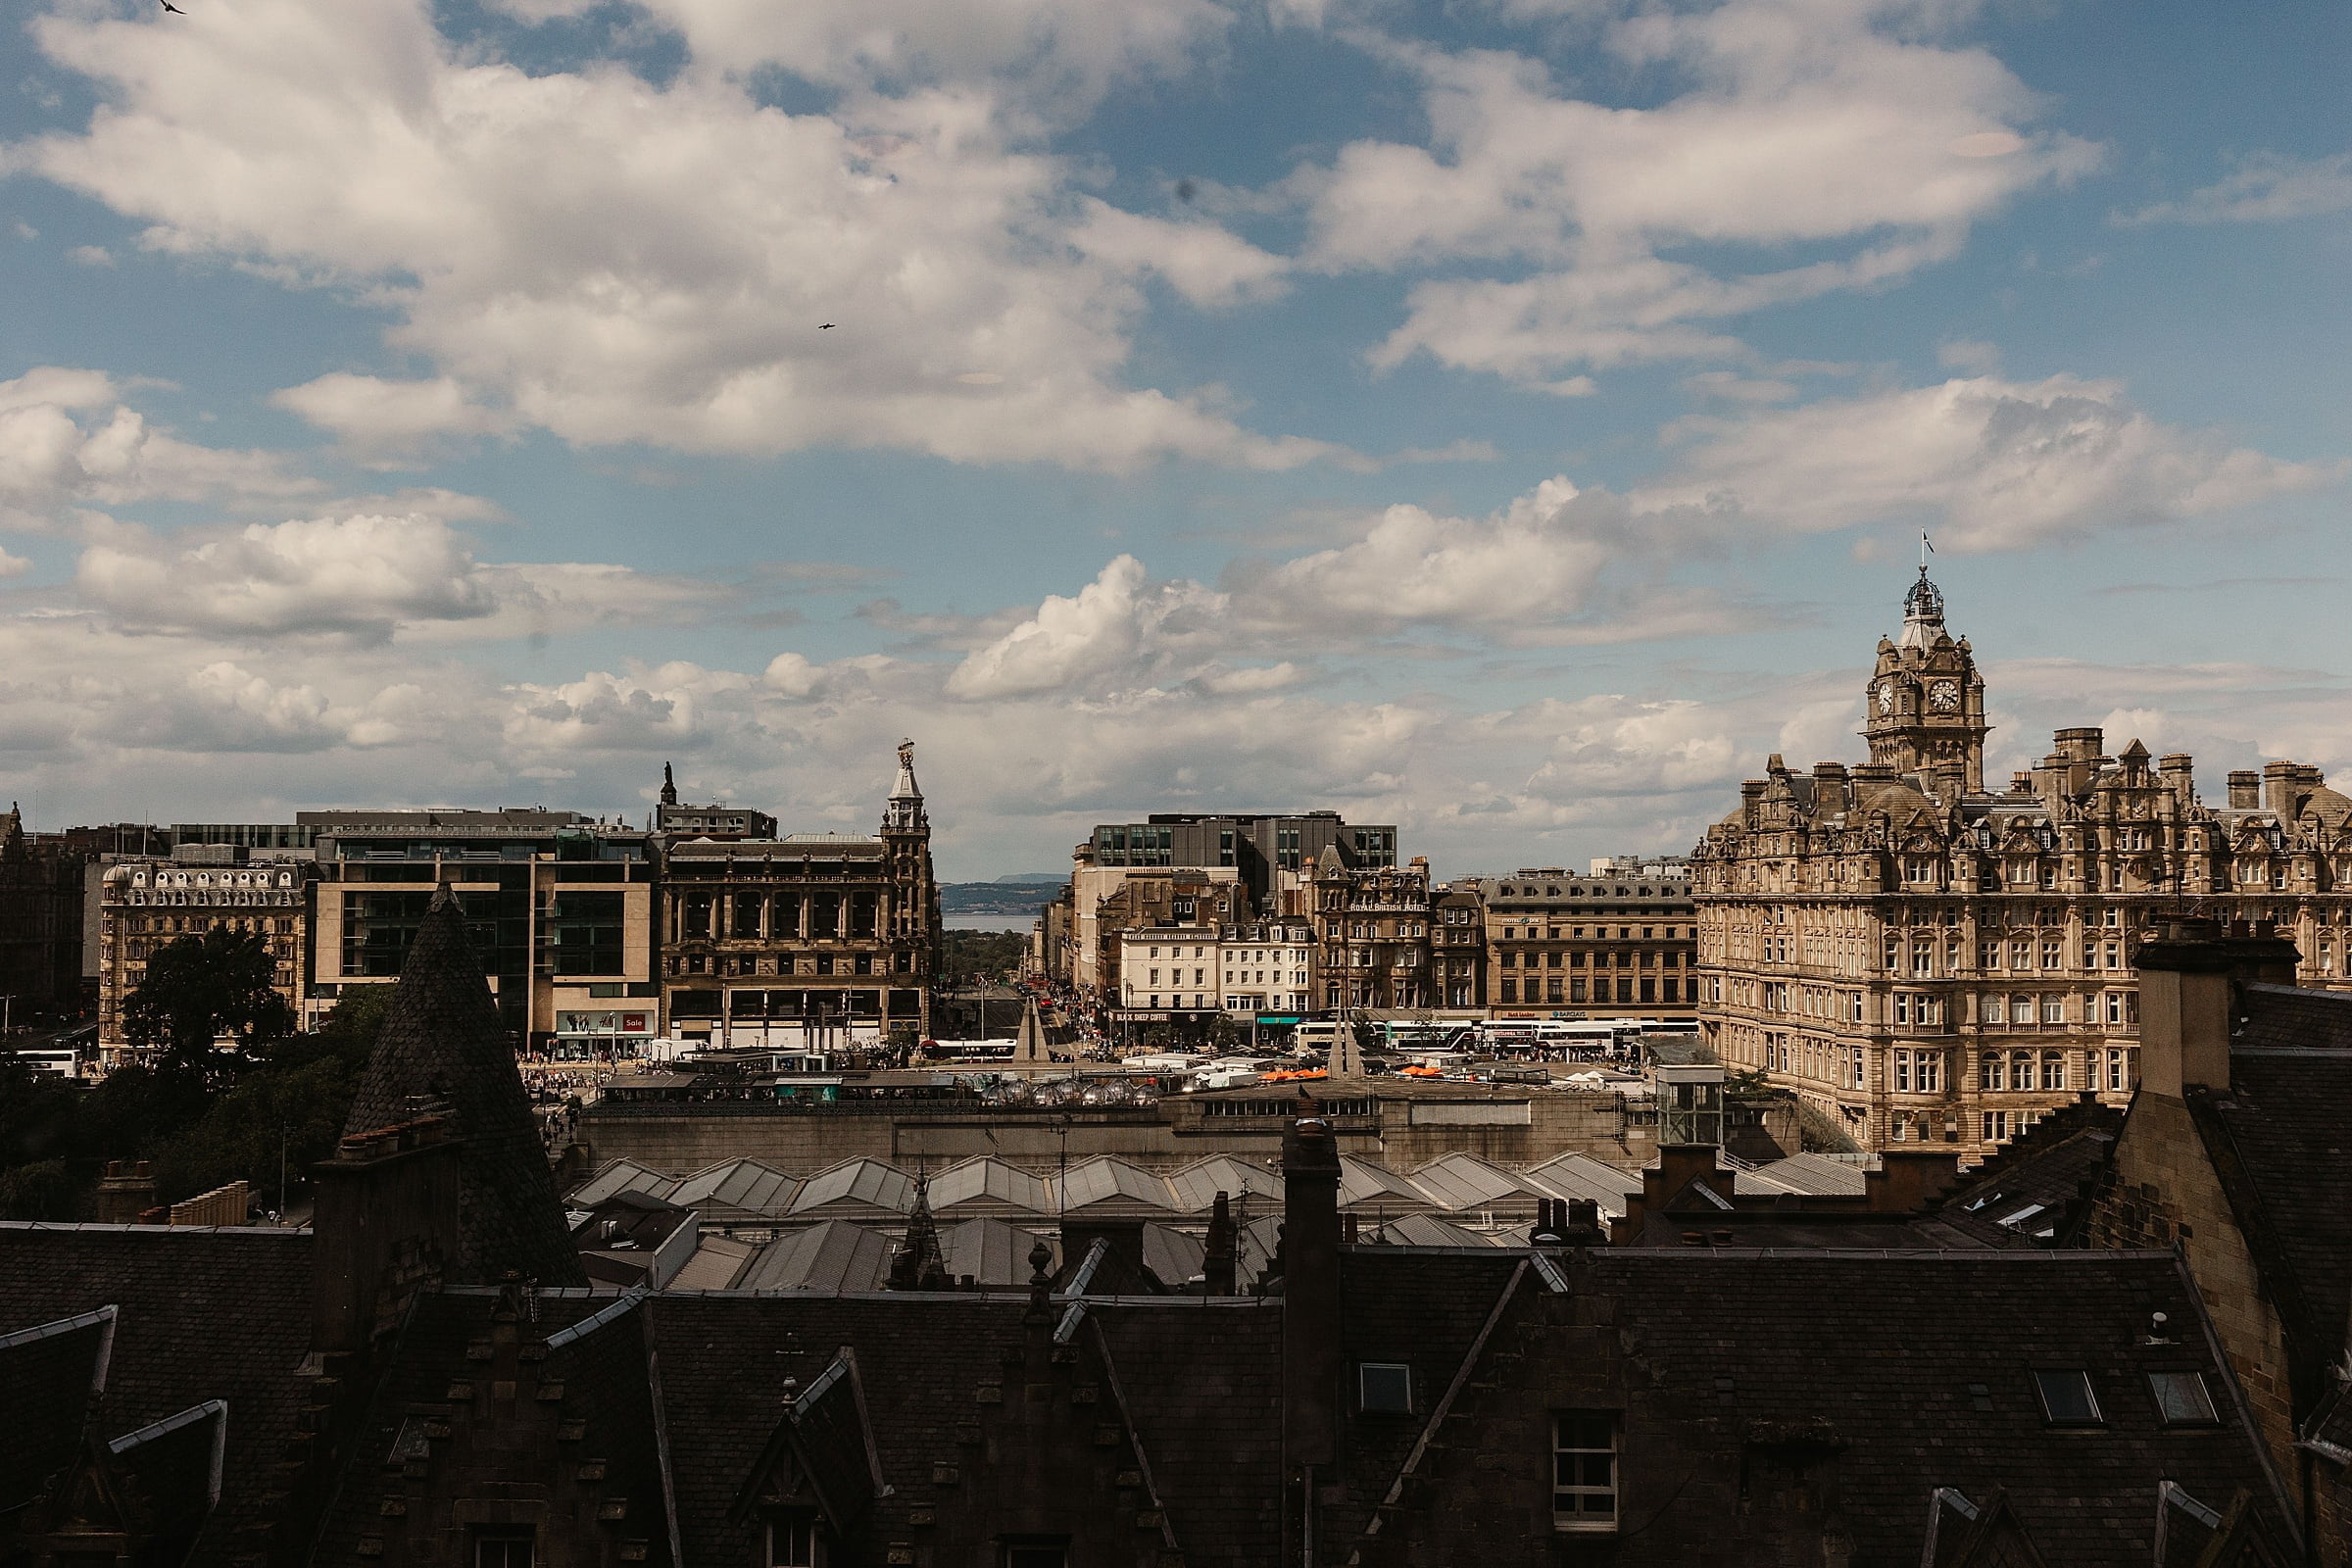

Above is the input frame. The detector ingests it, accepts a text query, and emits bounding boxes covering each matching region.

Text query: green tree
[942,929,1026,984]
[122,926,298,1077]
[145,985,391,1210]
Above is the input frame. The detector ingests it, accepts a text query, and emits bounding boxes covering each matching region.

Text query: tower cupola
[1865,557,1988,800]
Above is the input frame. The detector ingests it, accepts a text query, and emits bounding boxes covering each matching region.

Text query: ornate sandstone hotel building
[1692,566,2352,1154]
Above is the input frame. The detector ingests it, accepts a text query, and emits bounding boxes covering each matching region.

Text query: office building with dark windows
[1083,810,1396,911]
[303,807,657,1055]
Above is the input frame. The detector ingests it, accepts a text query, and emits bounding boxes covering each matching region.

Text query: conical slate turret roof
[344,887,586,1286]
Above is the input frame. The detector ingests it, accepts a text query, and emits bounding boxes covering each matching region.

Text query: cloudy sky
[1,0,2344,878]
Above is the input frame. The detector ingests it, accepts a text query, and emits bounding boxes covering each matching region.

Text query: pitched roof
[343,887,585,1285]
[0,1305,114,1512]
[0,1226,315,1566]
[1937,1096,2124,1245]
[1335,1249,2296,1565]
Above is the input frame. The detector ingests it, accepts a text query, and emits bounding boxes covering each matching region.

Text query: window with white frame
[2043,1051,2066,1091]
[472,1530,535,1568]
[765,1517,822,1567]
[1984,994,2007,1025]
[1551,1411,1619,1533]
[2041,995,2066,1025]
[1982,1110,2010,1144]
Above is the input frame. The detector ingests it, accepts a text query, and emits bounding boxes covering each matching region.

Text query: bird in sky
[818,323,836,329]
[159,0,187,11]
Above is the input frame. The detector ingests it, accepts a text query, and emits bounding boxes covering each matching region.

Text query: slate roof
[0,1225,315,1565]
[1335,1248,2296,1566]
[2190,1006,2352,1401]
[1091,1302,1285,1562]
[652,1294,1033,1566]
[1937,1096,2124,1245]
[310,1290,623,1564]
[648,1291,1288,1567]
[0,1305,113,1512]
[1332,1249,1527,1545]
[343,887,585,1286]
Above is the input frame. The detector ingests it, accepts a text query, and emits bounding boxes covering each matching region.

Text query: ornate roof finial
[1898,535,1946,651]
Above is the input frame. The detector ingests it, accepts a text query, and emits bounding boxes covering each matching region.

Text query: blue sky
[0,0,2345,879]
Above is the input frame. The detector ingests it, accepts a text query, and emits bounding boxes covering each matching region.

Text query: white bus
[1379,1020,1477,1054]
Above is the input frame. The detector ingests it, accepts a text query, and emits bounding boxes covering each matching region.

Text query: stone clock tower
[1864,564,1988,799]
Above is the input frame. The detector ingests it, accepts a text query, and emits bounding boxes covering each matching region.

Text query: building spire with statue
[883,738,927,833]
[659,760,678,807]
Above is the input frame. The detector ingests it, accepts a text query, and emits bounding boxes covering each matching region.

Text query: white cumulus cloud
[2115,151,2352,226]
[73,512,732,644]
[1297,0,2100,384]
[1635,374,2341,549]
[0,366,318,526]
[17,0,1328,474]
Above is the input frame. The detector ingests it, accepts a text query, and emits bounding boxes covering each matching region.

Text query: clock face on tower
[1930,678,1961,712]
[1876,681,1896,715]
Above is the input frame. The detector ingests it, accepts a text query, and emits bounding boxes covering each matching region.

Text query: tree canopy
[122,925,298,1075]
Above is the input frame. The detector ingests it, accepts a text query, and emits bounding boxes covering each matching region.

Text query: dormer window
[1001,1544,1067,1568]
[472,1527,535,1568]
[1552,1411,1619,1533]
[764,1517,823,1567]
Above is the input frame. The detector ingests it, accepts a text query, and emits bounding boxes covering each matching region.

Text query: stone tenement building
[94,849,315,1069]
[1480,863,1697,1018]
[657,741,941,1047]
[1305,851,1435,1011]
[1692,565,2352,1153]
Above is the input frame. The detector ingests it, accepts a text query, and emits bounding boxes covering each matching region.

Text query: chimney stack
[2263,760,2308,819]
[2132,919,2300,1100]
[2227,770,2260,809]
[2157,754,2196,809]
[310,1118,461,1361]
[1282,1112,1344,1474]
[1204,1191,1238,1297]
[94,1160,159,1225]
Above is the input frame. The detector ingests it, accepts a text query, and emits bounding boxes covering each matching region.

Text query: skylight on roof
[2149,1371,2219,1426]
[2033,1369,2103,1426]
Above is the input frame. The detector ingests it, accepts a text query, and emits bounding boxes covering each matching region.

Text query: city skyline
[2,0,2345,882]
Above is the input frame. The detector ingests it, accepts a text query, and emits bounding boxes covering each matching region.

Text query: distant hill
[939,880,1061,915]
